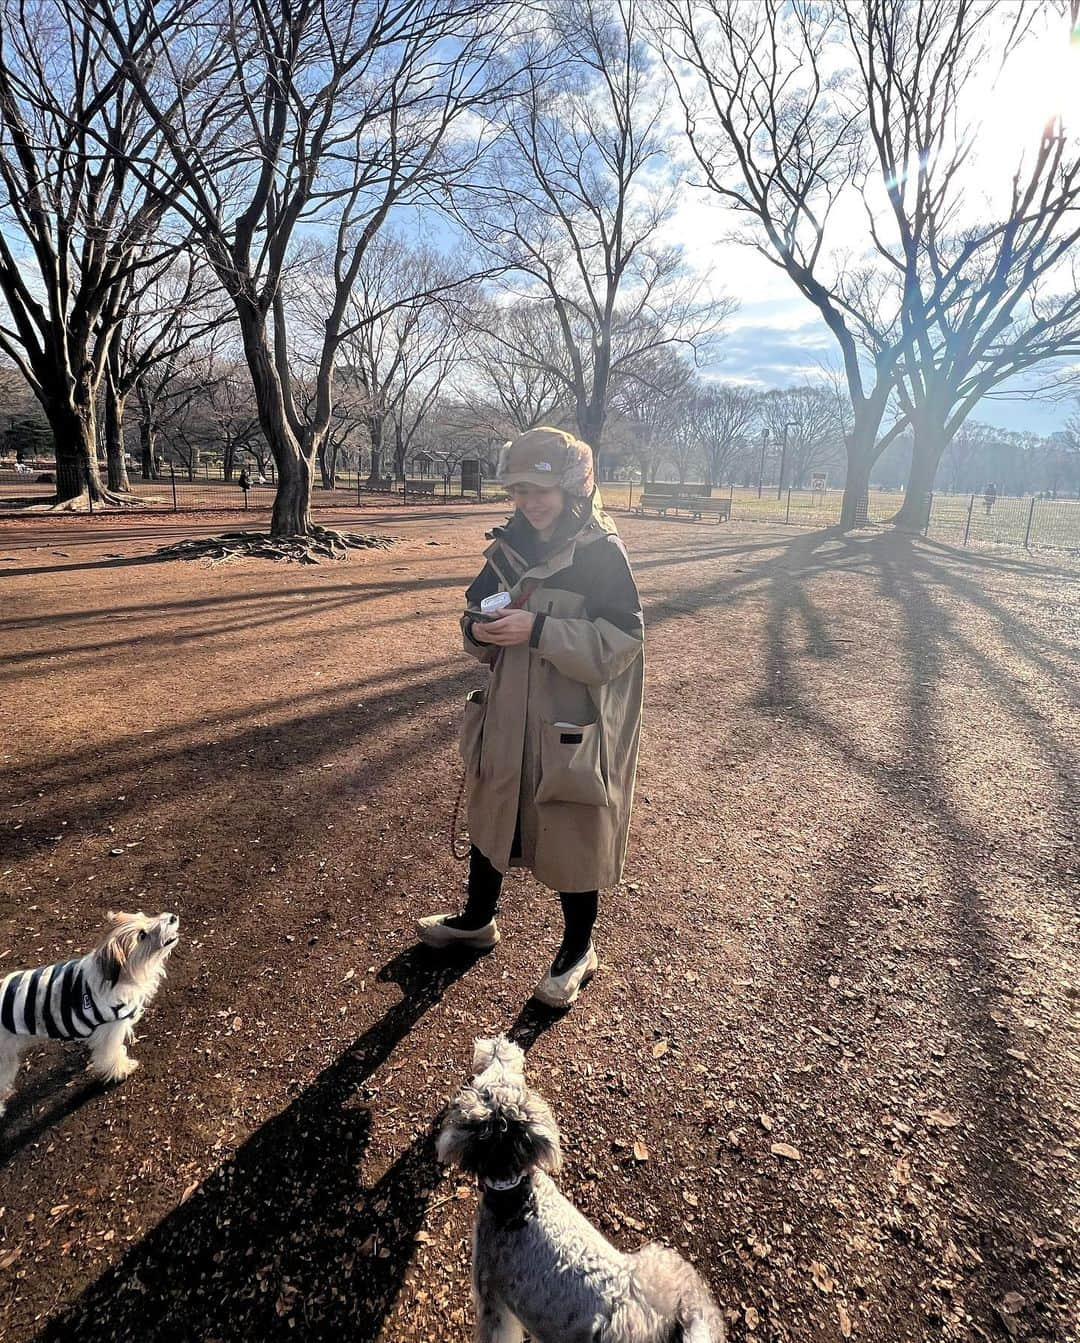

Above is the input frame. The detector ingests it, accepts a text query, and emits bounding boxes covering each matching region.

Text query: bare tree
[693,381,759,489]
[609,346,693,483]
[457,300,572,435]
[104,259,226,489]
[660,0,1080,530]
[329,235,481,484]
[200,351,263,483]
[457,0,730,457]
[759,384,841,489]
[0,0,184,505]
[841,0,1080,527]
[85,0,520,548]
[664,390,704,484]
[658,0,907,526]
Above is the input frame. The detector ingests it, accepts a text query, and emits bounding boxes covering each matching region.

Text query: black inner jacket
[464,498,643,644]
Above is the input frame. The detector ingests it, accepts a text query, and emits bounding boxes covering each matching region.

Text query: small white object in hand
[480,591,513,615]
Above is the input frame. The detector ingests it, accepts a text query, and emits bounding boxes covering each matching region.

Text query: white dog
[438,1036,725,1343]
[0,911,180,1116]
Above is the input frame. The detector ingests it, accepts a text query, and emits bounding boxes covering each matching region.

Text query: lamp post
[777,420,796,500]
[757,427,769,498]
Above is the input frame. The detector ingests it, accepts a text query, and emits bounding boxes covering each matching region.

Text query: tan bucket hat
[498,427,595,498]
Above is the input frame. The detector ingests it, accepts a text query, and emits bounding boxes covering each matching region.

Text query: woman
[417,427,644,1008]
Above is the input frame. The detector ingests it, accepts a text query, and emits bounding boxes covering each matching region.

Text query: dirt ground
[0,506,1076,1343]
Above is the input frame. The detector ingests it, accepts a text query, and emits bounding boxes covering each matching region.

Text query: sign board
[460,458,481,496]
[810,472,828,492]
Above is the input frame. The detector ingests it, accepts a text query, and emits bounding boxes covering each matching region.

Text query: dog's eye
[138,930,148,941]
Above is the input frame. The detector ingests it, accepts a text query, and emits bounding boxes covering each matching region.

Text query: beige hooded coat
[459,506,644,893]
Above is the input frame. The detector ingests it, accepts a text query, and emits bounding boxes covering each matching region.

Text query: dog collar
[481,1174,526,1192]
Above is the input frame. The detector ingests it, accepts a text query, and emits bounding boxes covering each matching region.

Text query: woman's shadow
[34,943,484,1343]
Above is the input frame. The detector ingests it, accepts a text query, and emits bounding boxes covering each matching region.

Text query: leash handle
[450,766,471,861]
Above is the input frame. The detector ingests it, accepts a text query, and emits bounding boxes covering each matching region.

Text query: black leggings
[463,845,598,961]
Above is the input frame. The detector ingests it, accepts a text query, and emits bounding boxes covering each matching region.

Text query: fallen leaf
[632,1141,649,1162]
[745,1305,760,1329]
[759,1113,773,1132]
[1000,1292,1025,1315]
[683,1190,699,1207]
[180,1181,199,1204]
[810,1260,835,1293]
[771,1142,802,1161]
[0,1248,21,1269]
[924,1108,960,1129]
[838,1302,852,1337]
[651,1040,669,1059]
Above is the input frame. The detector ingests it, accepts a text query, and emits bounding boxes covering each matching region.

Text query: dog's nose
[165,913,179,926]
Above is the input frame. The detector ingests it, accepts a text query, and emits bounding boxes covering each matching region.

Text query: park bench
[404,479,438,497]
[693,496,731,522]
[637,493,731,522]
[637,493,678,517]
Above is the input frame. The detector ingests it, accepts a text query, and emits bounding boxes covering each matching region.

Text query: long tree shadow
[748,527,1075,1338]
[34,944,481,1343]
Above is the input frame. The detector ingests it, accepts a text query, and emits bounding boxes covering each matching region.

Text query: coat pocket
[459,689,486,777]
[536,720,608,806]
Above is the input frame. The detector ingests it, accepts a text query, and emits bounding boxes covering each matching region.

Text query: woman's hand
[472,610,536,646]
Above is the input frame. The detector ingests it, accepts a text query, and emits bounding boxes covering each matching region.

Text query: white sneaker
[416,914,500,951]
[532,943,598,1008]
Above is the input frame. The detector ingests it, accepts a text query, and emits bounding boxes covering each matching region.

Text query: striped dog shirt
[0,959,136,1040]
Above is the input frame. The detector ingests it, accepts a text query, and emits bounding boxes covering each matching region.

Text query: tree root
[156,525,395,565]
[20,490,153,512]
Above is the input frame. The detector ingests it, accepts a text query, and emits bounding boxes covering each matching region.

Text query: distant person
[238,468,250,492]
[417,427,644,1009]
[983,482,998,515]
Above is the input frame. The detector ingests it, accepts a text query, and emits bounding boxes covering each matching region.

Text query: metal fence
[0,466,507,513]
[1,468,1077,552]
[601,482,1079,553]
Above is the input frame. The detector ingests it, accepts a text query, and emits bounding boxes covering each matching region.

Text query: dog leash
[449,579,542,861]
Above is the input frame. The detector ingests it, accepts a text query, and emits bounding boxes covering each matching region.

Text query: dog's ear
[518,1093,562,1174]
[436,1087,485,1168]
[95,916,143,987]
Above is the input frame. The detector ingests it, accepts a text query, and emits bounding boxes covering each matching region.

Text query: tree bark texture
[237,307,317,535]
[105,383,131,493]
[893,424,944,531]
[48,386,107,504]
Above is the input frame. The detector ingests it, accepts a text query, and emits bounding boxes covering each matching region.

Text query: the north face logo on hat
[534,461,553,471]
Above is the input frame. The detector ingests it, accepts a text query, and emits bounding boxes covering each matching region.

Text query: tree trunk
[393,427,407,482]
[236,305,316,536]
[47,392,106,504]
[105,383,130,493]
[366,415,385,484]
[139,418,159,479]
[223,436,236,482]
[104,331,130,493]
[894,425,943,532]
[270,451,314,534]
[318,438,334,489]
[839,440,872,529]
